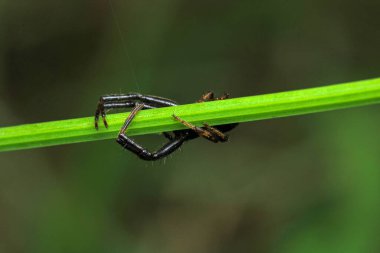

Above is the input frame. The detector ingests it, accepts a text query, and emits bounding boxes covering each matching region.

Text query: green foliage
[1,77,380,152]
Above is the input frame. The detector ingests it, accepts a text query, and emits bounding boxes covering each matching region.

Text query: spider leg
[95,93,178,129]
[162,132,174,140]
[118,103,145,135]
[172,114,218,143]
[100,93,177,106]
[95,101,136,130]
[202,123,229,142]
[215,92,229,100]
[197,91,229,103]
[115,103,186,161]
[117,134,186,161]
[197,91,214,102]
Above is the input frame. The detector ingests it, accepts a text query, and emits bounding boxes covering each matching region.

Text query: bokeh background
[1,1,380,252]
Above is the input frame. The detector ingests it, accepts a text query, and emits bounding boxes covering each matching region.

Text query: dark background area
[1,1,380,252]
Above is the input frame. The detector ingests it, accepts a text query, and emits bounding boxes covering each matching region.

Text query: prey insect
[95,92,238,161]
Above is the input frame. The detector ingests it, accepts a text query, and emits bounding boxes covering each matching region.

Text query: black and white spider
[95,92,238,161]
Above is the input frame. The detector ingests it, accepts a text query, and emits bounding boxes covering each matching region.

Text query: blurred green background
[1,1,380,252]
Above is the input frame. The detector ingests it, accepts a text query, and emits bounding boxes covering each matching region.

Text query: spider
[95,92,238,161]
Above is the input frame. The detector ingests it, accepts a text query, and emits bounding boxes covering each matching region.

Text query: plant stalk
[1,77,380,152]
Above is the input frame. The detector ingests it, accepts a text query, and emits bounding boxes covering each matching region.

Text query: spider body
[95,92,238,161]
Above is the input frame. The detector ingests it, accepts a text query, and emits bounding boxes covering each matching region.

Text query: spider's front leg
[95,95,135,130]
[94,93,178,130]
[117,104,186,160]
[117,133,186,161]
[95,97,106,130]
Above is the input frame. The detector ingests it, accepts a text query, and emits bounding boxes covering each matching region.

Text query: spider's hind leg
[197,91,229,103]
[197,91,214,102]
[172,114,219,143]
[202,123,229,142]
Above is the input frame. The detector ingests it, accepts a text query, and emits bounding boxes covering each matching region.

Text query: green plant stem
[1,77,380,152]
